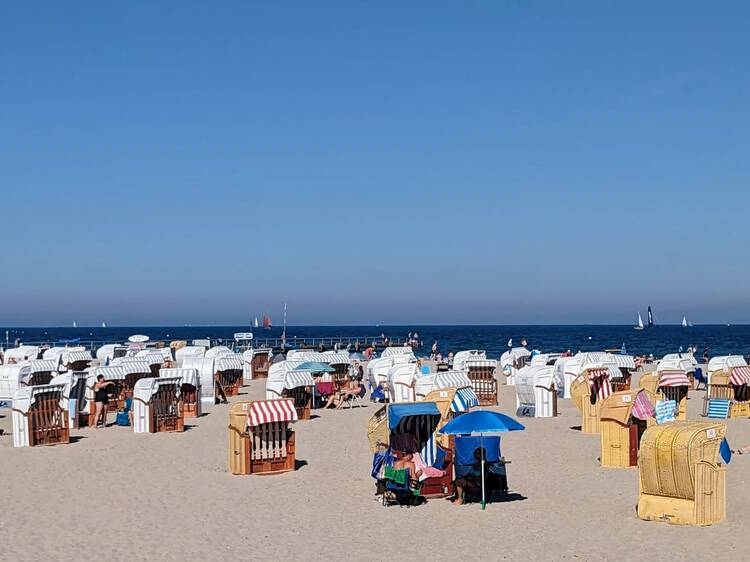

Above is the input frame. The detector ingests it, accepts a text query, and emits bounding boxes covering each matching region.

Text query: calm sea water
[1,325,749,359]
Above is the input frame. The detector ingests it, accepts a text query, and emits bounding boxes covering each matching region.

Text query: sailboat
[647,306,654,328]
[634,313,644,331]
[73,321,78,329]
[102,322,107,328]
[262,314,272,329]
[682,315,692,328]
[253,316,259,328]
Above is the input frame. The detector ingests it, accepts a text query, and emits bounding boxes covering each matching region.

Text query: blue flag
[720,438,732,465]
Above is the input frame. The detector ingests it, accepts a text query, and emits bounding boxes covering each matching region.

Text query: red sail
[262,314,272,328]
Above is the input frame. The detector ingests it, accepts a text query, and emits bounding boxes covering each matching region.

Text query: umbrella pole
[481,433,486,510]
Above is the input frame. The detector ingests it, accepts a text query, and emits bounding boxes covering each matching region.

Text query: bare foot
[452,498,463,505]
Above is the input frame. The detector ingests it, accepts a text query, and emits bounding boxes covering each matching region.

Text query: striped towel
[655,400,676,424]
[631,391,655,420]
[589,368,612,401]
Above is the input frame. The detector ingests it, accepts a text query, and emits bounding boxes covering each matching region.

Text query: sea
[1,325,749,359]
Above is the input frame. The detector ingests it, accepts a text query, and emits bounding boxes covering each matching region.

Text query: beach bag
[371,449,393,480]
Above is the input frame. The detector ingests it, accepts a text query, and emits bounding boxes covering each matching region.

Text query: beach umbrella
[440,410,525,510]
[294,361,335,373]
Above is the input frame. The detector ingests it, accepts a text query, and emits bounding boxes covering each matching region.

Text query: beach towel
[655,400,676,424]
[412,452,444,481]
[631,391,655,420]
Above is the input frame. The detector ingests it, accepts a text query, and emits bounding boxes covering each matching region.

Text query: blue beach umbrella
[440,410,525,509]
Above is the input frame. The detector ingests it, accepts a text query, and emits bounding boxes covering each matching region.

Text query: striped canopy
[27,359,58,374]
[451,387,479,413]
[216,355,243,372]
[92,366,127,380]
[64,351,92,363]
[658,369,691,388]
[248,399,298,427]
[118,361,151,375]
[730,366,750,386]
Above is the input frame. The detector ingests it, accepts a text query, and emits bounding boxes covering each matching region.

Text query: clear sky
[2,2,749,326]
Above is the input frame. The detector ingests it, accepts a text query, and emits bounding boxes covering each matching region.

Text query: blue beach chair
[116,397,132,427]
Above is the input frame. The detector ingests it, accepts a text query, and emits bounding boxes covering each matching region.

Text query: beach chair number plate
[621,395,632,402]
[707,428,716,438]
[439,391,448,398]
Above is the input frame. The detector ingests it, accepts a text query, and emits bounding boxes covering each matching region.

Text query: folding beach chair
[382,466,419,507]
[344,384,367,409]
[706,399,731,419]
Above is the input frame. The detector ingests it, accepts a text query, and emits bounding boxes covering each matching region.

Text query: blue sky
[2,2,749,326]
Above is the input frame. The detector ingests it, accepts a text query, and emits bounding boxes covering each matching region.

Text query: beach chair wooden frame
[466,362,498,406]
[180,383,201,418]
[228,401,296,475]
[570,370,607,434]
[703,370,750,418]
[282,387,312,420]
[599,389,655,468]
[133,379,185,434]
[251,351,272,379]
[637,421,727,525]
[659,386,688,421]
[12,386,70,447]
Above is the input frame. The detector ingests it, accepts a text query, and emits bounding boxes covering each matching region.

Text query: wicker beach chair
[637,421,727,525]
[228,399,298,475]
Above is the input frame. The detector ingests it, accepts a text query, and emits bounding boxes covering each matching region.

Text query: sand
[1,366,749,561]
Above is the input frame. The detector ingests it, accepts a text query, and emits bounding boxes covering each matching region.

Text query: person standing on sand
[703,348,710,364]
[93,375,116,428]
[431,341,438,359]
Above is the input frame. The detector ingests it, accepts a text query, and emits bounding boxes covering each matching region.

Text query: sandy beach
[1,366,749,562]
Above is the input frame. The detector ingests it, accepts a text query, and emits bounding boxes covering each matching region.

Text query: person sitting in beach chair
[452,438,508,505]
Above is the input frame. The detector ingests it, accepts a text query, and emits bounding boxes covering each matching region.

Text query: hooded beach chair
[637,421,728,525]
[228,399,298,475]
[11,384,69,447]
[599,389,656,468]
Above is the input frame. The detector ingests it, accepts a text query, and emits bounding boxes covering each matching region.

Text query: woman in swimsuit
[93,374,115,428]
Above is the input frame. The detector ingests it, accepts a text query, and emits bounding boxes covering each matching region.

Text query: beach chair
[454,436,508,504]
[382,466,420,507]
[343,383,367,409]
[11,384,70,448]
[637,421,727,525]
[161,368,202,418]
[118,360,152,400]
[465,360,498,406]
[227,400,298,475]
[599,389,656,468]
[132,377,185,434]
[251,350,272,379]
[706,399,731,420]
[215,355,244,396]
[570,368,613,434]
[368,402,451,501]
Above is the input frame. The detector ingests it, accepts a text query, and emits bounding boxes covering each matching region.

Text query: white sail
[73,321,77,328]
[634,313,644,330]
[682,316,688,328]
[102,322,107,328]
[253,316,259,328]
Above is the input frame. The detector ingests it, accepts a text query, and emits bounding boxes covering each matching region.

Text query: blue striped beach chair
[706,399,731,419]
